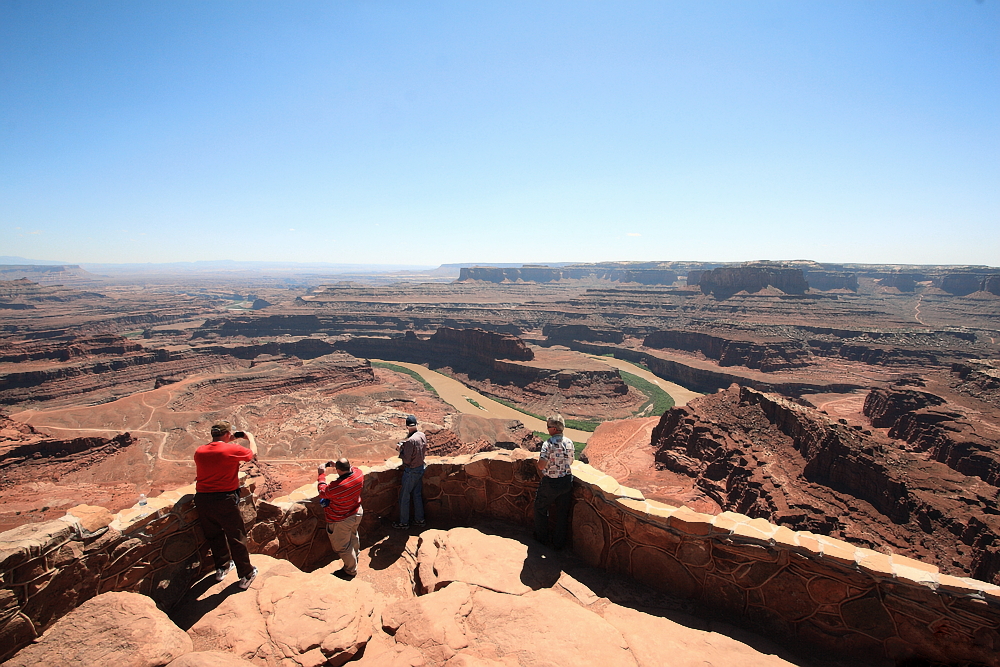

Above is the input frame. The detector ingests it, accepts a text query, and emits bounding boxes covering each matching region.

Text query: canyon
[1,258,1000,665]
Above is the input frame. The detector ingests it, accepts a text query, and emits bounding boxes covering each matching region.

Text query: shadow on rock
[520,540,562,590]
[169,572,245,631]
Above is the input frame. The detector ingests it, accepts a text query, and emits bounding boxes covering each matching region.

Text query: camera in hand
[233,431,246,439]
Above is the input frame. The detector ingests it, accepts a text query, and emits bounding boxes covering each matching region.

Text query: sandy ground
[583,417,721,514]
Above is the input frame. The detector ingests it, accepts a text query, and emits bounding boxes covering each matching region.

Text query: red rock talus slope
[0,412,140,532]
[650,384,1000,583]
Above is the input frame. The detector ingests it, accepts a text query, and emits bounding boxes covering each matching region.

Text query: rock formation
[650,384,1000,582]
[862,385,947,428]
[543,323,625,344]
[643,331,811,372]
[180,556,376,666]
[983,275,1000,296]
[941,271,992,295]
[698,264,809,297]
[428,326,533,362]
[427,414,541,455]
[3,591,192,667]
[952,361,1000,407]
[864,383,1000,487]
[801,269,858,291]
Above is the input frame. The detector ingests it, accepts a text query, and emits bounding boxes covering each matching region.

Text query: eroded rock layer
[650,385,1000,582]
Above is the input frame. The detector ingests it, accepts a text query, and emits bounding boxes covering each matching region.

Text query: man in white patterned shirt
[534,414,575,549]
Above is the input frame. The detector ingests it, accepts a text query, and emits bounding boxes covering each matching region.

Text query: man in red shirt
[318,457,364,580]
[194,421,259,590]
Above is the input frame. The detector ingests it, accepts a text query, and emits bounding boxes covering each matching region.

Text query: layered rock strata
[0,428,135,490]
[340,328,641,419]
[953,361,1000,408]
[643,330,811,372]
[698,265,809,297]
[651,385,1000,583]
[864,384,1000,488]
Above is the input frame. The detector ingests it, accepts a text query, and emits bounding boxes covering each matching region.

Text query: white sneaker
[215,561,235,582]
[238,566,258,590]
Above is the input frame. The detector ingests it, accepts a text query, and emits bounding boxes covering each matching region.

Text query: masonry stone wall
[3,452,1000,665]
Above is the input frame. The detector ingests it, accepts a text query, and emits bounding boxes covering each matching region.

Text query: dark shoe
[215,560,235,582]
[413,519,426,527]
[333,568,356,581]
[392,522,409,529]
[238,566,258,590]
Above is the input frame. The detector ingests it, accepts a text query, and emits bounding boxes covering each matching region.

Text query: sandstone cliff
[698,265,809,297]
[650,384,1000,582]
[953,361,1000,407]
[801,270,858,291]
[643,330,811,372]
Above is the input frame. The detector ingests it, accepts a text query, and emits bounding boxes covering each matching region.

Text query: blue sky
[1,1,997,266]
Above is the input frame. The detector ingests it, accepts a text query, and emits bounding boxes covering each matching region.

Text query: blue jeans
[399,465,425,524]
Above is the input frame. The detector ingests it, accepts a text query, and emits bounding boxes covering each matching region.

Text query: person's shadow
[169,572,245,631]
[365,524,409,571]
[519,540,563,590]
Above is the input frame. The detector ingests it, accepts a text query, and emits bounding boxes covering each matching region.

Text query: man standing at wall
[194,420,259,590]
[393,414,427,529]
[318,458,364,580]
[534,414,575,550]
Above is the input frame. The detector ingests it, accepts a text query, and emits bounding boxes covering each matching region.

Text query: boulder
[382,582,474,663]
[414,528,560,595]
[3,591,192,667]
[183,555,376,667]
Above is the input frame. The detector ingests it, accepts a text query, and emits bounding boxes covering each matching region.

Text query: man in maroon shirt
[194,421,259,590]
[318,458,364,580]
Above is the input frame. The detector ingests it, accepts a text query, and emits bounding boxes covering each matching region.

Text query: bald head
[335,457,351,473]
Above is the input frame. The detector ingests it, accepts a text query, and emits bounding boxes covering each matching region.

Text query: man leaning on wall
[193,420,259,590]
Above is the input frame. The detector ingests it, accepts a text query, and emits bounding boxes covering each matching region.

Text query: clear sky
[1,1,997,267]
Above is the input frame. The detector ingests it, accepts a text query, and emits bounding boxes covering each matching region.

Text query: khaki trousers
[327,509,362,576]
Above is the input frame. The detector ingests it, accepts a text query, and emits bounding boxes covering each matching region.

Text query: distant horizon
[2,254,998,273]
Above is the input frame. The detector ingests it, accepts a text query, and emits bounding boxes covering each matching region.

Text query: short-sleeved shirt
[194,440,254,493]
[317,466,364,522]
[540,435,574,478]
[400,430,427,468]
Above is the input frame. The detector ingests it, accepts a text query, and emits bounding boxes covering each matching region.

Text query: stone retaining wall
[3,452,1000,665]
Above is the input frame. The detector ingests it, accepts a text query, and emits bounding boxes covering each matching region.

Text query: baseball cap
[405,415,418,426]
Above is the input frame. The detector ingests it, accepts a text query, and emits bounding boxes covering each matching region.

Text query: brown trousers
[327,509,363,576]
